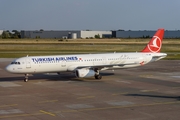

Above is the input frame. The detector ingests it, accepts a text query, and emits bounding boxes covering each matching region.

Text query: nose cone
[5,65,14,73]
[6,65,10,72]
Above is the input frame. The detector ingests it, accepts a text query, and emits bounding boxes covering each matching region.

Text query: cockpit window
[11,62,20,65]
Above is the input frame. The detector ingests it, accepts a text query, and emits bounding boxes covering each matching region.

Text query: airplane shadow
[0,72,114,82]
[125,94,180,101]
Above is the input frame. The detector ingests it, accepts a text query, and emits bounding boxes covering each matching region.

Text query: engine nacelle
[75,68,95,78]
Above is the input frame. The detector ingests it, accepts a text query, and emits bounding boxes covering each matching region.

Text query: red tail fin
[141,29,164,53]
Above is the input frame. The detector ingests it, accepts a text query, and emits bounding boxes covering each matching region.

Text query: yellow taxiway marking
[0,104,18,108]
[77,96,95,99]
[38,100,58,103]
[112,92,128,96]
[40,110,56,117]
[140,89,158,92]
[0,113,43,119]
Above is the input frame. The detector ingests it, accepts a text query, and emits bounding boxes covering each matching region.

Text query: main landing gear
[95,74,102,79]
[24,74,29,82]
[94,68,102,80]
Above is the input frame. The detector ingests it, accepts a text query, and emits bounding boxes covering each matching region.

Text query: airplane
[6,29,167,82]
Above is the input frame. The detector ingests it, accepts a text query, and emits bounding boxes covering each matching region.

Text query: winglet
[141,29,164,53]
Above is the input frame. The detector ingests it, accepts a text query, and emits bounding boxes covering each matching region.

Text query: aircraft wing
[75,62,138,70]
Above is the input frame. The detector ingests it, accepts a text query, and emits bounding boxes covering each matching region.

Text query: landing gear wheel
[24,78,28,82]
[94,68,102,80]
[95,75,102,79]
[24,74,29,82]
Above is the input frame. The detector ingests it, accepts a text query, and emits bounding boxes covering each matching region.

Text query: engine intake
[75,68,95,78]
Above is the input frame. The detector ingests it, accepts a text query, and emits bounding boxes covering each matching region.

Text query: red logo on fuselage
[147,36,161,53]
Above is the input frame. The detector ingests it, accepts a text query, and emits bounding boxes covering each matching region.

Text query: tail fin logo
[147,36,162,53]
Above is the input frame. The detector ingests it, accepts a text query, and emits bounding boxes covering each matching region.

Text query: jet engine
[75,68,95,78]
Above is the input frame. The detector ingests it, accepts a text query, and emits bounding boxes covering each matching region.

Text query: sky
[0,0,180,31]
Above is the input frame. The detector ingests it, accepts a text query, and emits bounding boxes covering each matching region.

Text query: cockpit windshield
[11,62,20,65]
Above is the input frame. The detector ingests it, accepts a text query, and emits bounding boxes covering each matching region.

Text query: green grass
[166,54,180,60]
[0,38,180,59]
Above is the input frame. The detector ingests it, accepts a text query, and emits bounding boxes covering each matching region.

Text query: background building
[112,30,180,38]
[21,30,111,39]
[80,31,111,38]
[19,29,180,39]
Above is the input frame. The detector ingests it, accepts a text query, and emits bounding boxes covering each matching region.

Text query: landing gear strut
[24,74,29,82]
[94,68,102,79]
[95,74,102,79]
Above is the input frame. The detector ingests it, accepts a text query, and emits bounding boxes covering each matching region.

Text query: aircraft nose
[5,65,13,73]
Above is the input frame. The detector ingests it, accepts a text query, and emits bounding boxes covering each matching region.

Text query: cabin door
[26,58,31,68]
[102,57,107,64]
[61,61,66,67]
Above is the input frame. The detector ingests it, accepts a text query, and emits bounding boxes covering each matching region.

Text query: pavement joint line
[112,92,128,96]
[38,100,58,103]
[172,87,180,89]
[40,110,56,117]
[140,89,159,92]
[59,101,180,113]
[59,109,78,113]
[0,104,18,108]
[139,74,153,77]
[77,96,95,99]
[0,101,180,119]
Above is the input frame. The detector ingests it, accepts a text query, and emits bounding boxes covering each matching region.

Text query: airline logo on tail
[148,36,162,53]
[141,29,164,53]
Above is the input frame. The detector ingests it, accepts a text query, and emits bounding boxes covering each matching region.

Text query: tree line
[0,30,21,39]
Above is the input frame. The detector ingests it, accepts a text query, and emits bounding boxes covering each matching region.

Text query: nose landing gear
[24,74,29,82]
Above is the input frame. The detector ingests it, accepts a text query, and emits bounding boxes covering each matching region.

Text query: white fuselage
[6,52,167,74]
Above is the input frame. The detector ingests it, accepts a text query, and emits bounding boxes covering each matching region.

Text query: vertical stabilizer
[141,29,164,53]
